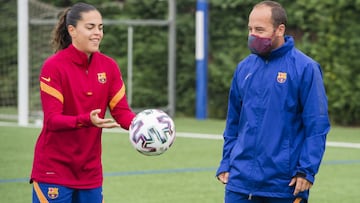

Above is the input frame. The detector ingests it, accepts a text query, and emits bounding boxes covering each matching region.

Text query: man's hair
[254,1,287,28]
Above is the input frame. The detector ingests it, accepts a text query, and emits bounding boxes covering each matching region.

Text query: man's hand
[289,176,313,196]
[217,172,229,184]
[90,109,120,128]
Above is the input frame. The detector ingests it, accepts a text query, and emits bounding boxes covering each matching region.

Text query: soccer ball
[129,109,176,156]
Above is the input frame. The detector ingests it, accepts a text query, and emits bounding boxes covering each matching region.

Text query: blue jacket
[216,36,330,199]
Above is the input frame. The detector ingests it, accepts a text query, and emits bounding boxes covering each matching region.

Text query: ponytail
[51,7,72,52]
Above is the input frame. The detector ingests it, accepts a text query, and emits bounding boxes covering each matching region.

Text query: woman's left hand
[90,109,120,128]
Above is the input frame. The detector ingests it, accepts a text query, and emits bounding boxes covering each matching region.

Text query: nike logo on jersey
[41,76,51,82]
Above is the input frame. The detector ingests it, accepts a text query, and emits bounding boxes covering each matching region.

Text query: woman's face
[68,10,103,56]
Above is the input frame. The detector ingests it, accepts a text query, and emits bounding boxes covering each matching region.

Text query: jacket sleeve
[216,69,242,176]
[295,62,331,183]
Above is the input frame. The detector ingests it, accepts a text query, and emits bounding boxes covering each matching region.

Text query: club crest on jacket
[277,72,287,83]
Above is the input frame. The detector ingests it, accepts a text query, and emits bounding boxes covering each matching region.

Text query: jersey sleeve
[39,59,93,131]
[107,62,136,130]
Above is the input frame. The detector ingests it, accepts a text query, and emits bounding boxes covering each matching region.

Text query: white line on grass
[325,141,360,149]
[1,122,360,149]
[176,132,360,149]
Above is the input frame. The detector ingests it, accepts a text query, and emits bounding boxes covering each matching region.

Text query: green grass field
[0,118,359,202]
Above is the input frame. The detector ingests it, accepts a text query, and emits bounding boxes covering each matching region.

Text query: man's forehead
[248,6,273,27]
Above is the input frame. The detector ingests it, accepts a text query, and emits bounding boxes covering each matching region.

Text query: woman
[30,2,135,203]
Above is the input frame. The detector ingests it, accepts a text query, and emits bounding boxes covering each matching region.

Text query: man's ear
[277,24,286,36]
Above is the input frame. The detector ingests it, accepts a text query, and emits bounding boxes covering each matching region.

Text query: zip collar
[257,35,294,61]
[64,44,98,67]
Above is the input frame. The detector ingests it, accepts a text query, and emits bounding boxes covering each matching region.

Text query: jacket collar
[262,35,294,60]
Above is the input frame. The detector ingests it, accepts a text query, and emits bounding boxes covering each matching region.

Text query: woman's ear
[67,25,76,38]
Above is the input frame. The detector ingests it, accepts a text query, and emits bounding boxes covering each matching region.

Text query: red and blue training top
[31,44,135,189]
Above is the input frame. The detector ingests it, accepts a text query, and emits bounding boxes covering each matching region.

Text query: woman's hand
[90,109,120,128]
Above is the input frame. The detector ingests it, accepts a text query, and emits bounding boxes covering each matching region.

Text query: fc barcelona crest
[97,72,107,84]
[47,187,59,199]
[277,72,287,83]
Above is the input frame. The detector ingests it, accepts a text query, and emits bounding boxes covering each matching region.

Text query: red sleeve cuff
[76,113,94,128]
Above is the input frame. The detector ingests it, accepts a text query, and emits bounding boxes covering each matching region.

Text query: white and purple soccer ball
[129,109,176,156]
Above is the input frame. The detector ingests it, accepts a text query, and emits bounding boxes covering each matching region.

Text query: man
[216,1,331,203]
